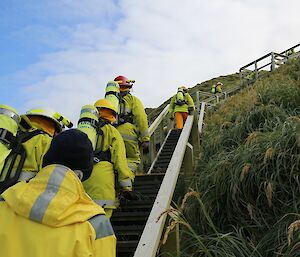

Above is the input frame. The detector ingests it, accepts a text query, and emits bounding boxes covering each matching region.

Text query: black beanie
[42,129,93,181]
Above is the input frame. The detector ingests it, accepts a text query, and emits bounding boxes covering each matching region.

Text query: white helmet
[26,107,73,133]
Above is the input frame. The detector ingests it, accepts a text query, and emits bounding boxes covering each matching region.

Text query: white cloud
[5,0,300,123]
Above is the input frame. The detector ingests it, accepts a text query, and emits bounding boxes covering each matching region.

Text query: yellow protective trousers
[83,161,117,217]
[82,123,134,218]
[117,122,140,173]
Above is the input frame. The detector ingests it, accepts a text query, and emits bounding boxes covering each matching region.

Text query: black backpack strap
[105,91,119,98]
[116,94,134,126]
[96,120,109,135]
[93,149,112,164]
[117,113,134,125]
[0,128,16,146]
[94,122,112,164]
[19,117,32,130]
[18,129,46,144]
[120,91,130,98]
[78,117,99,128]
[118,91,130,117]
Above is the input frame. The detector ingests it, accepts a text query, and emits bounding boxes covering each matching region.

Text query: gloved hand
[141,141,149,150]
[121,190,140,201]
[188,107,194,115]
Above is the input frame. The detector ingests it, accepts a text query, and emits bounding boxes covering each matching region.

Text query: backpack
[77,106,112,164]
[0,119,46,194]
[93,120,112,164]
[117,91,134,125]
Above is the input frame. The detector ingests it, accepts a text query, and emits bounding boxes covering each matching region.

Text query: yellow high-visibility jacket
[118,93,150,143]
[116,93,149,172]
[0,164,116,257]
[169,93,195,116]
[83,122,134,209]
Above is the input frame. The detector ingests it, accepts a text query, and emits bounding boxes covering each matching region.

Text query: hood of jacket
[1,164,104,227]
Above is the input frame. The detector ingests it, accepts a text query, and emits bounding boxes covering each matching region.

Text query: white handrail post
[183,142,194,176]
[159,120,164,146]
[271,52,275,71]
[147,104,170,167]
[159,217,180,257]
[255,60,258,79]
[148,129,172,174]
[149,135,156,163]
[196,91,200,114]
[190,115,200,159]
[198,102,206,135]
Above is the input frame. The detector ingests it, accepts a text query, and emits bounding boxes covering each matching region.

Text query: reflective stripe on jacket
[0,164,116,257]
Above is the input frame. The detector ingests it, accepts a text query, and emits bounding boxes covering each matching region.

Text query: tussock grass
[160,191,261,257]
[183,58,300,256]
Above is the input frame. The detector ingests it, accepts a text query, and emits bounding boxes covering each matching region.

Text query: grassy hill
[147,73,241,122]
[167,58,300,256]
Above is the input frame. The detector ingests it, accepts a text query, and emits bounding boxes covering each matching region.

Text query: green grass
[182,58,300,256]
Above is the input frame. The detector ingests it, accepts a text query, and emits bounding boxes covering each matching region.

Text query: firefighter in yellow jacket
[211,82,223,94]
[0,129,116,257]
[114,75,150,174]
[169,86,195,129]
[82,99,134,218]
[16,107,72,181]
[0,105,20,178]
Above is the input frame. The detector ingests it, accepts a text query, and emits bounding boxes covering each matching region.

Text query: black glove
[141,141,149,150]
[121,190,140,201]
[141,141,149,153]
[188,107,194,115]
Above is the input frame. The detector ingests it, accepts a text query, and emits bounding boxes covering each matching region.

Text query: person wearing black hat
[0,129,116,257]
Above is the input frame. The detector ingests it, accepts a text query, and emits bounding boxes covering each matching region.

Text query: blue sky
[1,0,300,122]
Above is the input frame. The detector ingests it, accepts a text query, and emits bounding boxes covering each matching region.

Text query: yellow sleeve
[186,94,195,110]
[132,96,149,142]
[169,96,176,116]
[95,235,116,257]
[111,127,134,190]
[89,214,117,257]
[22,132,52,173]
[37,134,52,170]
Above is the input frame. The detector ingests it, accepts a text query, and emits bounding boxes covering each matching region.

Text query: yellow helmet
[217,82,223,86]
[94,99,117,113]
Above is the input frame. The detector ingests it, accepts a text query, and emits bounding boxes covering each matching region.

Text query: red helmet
[114,75,135,87]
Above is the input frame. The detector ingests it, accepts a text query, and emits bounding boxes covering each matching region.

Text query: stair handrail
[239,43,300,85]
[147,129,173,174]
[280,43,300,55]
[134,115,194,257]
[148,104,170,136]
